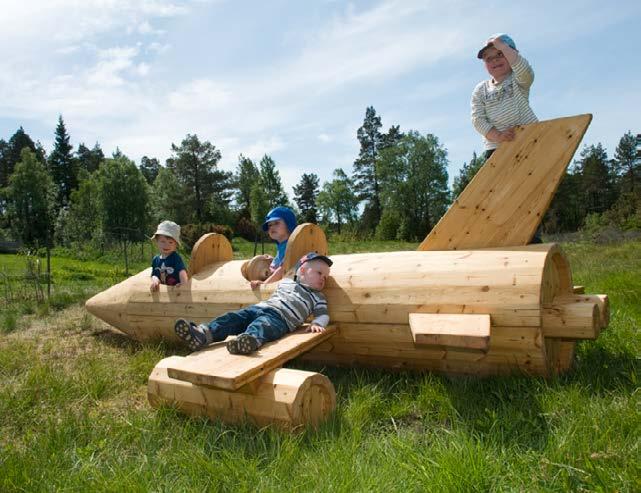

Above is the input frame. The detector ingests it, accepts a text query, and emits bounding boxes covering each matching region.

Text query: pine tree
[452,152,485,198]
[168,134,233,224]
[48,115,76,207]
[140,156,161,184]
[6,127,39,182]
[76,142,104,173]
[353,106,383,230]
[613,131,640,196]
[380,125,404,150]
[577,143,616,215]
[293,173,320,223]
[258,155,288,208]
[234,154,260,218]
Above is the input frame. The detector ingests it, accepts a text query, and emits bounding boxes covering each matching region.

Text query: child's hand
[489,36,506,51]
[150,277,160,292]
[487,127,516,143]
[308,324,326,333]
[250,280,263,289]
[498,127,516,142]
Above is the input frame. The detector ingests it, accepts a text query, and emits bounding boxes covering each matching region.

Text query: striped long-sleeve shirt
[256,278,329,331]
[471,54,538,151]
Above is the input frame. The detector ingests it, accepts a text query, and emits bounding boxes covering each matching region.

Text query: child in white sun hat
[149,220,189,292]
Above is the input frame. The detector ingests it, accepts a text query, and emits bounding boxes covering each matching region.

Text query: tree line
[1,109,640,261]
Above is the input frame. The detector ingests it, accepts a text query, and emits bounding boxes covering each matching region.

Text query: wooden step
[167,325,336,391]
[409,313,491,351]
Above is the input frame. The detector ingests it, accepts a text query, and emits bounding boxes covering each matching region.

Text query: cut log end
[542,294,602,340]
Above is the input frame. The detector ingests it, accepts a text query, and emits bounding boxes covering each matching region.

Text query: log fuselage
[86,243,605,377]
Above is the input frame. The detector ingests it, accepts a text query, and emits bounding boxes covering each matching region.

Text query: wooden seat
[188,233,233,276]
[167,325,337,390]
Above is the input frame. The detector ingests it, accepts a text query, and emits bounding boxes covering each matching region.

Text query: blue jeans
[207,305,289,346]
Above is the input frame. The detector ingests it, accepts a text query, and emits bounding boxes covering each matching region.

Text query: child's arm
[150,276,160,292]
[492,37,534,89]
[308,297,329,333]
[486,127,516,143]
[178,269,189,286]
[250,265,284,289]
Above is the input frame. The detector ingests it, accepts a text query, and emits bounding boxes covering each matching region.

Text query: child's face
[298,260,330,291]
[155,235,177,256]
[482,47,511,81]
[267,219,289,242]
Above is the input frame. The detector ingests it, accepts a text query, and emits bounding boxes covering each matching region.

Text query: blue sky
[1,0,640,195]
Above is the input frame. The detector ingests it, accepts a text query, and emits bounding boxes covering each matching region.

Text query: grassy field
[0,239,639,491]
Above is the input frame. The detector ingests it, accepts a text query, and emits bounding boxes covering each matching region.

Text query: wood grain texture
[188,233,233,276]
[409,313,490,351]
[282,223,329,274]
[418,114,592,251]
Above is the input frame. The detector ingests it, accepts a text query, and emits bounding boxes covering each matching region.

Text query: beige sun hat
[240,255,272,281]
[151,220,181,245]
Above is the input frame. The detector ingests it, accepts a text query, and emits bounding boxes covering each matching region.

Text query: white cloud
[168,79,233,111]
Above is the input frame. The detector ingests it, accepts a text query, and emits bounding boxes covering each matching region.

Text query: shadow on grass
[290,361,551,449]
[562,342,639,394]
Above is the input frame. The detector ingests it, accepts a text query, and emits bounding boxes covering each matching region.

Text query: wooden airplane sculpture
[85,114,608,430]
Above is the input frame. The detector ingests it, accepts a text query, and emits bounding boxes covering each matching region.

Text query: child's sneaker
[226,334,260,355]
[174,319,210,351]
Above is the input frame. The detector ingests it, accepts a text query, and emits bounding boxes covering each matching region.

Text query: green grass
[0,240,639,491]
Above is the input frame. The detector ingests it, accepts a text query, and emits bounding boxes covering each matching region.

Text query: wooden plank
[409,313,490,351]
[167,326,336,390]
[418,114,592,250]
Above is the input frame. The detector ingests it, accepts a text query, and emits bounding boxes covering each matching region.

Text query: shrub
[234,217,258,242]
[180,223,233,249]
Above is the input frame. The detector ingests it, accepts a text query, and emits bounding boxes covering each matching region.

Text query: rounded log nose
[85,286,131,332]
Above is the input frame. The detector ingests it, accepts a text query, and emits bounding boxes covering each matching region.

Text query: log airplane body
[85,115,609,430]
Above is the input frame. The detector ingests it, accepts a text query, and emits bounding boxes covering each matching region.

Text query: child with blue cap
[471,33,538,160]
[249,206,297,289]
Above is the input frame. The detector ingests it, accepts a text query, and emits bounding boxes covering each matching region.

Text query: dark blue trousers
[207,305,289,345]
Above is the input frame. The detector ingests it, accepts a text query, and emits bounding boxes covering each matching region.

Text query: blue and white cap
[294,251,332,280]
[477,33,517,59]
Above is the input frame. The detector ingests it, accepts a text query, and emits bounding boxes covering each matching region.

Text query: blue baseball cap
[477,33,516,59]
[294,251,333,280]
[262,206,297,233]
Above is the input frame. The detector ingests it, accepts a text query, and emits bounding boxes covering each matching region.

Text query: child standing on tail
[471,33,538,160]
